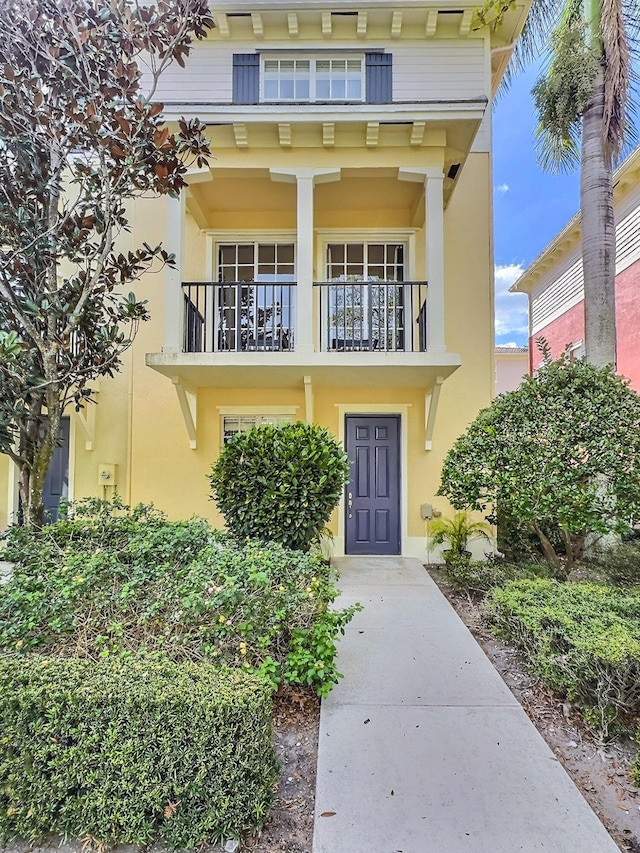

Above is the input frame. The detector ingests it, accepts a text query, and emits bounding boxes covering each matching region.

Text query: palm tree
[492,0,639,367]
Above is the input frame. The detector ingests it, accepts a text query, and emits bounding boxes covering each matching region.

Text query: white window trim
[260,54,365,104]
[216,406,300,415]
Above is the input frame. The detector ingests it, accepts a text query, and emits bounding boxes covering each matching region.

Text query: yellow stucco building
[0,0,528,557]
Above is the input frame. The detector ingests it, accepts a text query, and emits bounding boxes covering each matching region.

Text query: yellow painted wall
[0,151,494,555]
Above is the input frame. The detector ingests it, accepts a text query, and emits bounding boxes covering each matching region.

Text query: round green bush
[209,422,349,550]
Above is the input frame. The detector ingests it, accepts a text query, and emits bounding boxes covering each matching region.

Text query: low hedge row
[483,579,640,735]
[0,656,277,848]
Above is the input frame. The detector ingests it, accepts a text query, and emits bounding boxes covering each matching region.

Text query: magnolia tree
[0,0,213,527]
[438,352,640,571]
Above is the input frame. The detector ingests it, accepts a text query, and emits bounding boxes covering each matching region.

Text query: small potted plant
[427,512,491,565]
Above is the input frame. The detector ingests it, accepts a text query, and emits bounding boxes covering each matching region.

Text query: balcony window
[262,57,364,103]
[216,242,296,351]
[324,242,407,351]
[218,242,295,283]
[326,242,404,282]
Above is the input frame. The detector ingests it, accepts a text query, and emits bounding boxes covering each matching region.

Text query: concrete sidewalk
[312,557,619,853]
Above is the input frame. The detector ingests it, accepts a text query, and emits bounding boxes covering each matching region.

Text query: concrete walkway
[312,557,619,853]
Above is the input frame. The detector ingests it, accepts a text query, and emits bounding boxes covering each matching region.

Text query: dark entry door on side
[345,415,401,555]
[43,416,70,523]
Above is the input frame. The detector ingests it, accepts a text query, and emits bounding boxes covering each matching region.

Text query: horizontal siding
[531,190,640,335]
[531,256,583,335]
[148,38,487,105]
[616,196,640,273]
[150,42,237,104]
[393,40,486,101]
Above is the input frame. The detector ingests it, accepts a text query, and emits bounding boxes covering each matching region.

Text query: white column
[162,193,186,353]
[425,171,446,353]
[296,175,315,353]
[270,168,340,353]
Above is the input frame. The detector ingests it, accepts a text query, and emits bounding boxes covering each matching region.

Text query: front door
[345,415,400,555]
[43,417,70,523]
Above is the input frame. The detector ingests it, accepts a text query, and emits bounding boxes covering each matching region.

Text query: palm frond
[601,0,631,159]
[533,118,582,171]
[501,0,564,91]
[531,15,601,171]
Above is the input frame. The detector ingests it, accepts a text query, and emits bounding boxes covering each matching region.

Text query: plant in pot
[427,512,492,565]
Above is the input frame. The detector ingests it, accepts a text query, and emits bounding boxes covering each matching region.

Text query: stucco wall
[531,255,640,392]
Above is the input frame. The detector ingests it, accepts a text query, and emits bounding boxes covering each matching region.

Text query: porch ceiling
[146,351,461,389]
[188,169,425,226]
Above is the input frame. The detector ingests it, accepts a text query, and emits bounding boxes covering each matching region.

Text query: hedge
[0,501,359,697]
[0,656,278,848]
[483,579,640,734]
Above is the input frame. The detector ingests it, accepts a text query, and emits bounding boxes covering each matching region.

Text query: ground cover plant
[209,422,350,551]
[484,578,640,736]
[440,557,552,596]
[0,656,277,847]
[0,498,359,696]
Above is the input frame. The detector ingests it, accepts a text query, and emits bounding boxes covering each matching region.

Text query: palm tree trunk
[581,69,617,368]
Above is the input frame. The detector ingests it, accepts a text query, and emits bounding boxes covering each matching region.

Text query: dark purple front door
[43,417,70,523]
[345,415,400,555]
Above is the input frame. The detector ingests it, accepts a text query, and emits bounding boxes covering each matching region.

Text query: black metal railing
[182,282,296,353]
[314,280,428,352]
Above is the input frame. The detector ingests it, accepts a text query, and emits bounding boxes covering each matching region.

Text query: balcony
[183,282,296,354]
[182,280,428,355]
[314,280,427,353]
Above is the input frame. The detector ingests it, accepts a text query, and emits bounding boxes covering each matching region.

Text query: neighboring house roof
[511,144,640,294]
[495,346,528,355]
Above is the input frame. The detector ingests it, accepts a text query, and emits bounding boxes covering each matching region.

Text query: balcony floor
[146,349,461,388]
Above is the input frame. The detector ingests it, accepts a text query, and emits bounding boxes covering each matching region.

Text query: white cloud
[495,183,510,194]
[494,263,529,341]
[498,341,520,348]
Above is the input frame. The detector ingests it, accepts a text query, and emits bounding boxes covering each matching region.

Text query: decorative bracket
[76,381,100,450]
[171,376,197,449]
[424,377,445,451]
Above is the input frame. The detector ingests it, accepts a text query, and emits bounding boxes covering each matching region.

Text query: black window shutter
[365,52,392,104]
[232,54,259,104]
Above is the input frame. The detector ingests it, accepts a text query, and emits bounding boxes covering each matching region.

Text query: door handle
[347,492,353,518]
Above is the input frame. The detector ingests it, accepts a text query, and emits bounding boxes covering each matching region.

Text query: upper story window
[218,243,295,282]
[326,243,405,281]
[233,52,391,106]
[262,57,364,102]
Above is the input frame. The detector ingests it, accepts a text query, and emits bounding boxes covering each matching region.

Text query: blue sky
[492,63,580,346]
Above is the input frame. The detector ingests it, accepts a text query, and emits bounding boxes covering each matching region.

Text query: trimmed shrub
[0,502,359,697]
[208,422,350,551]
[0,656,277,847]
[484,579,640,734]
